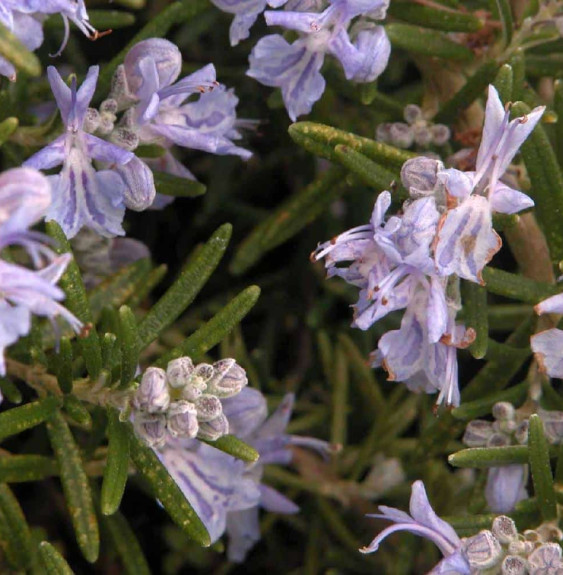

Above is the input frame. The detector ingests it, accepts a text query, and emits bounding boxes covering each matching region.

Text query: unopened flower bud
[389,123,414,148]
[115,156,156,211]
[97,113,115,136]
[508,540,529,556]
[375,123,392,143]
[109,127,139,152]
[497,419,517,434]
[133,413,167,448]
[100,98,118,114]
[524,530,540,543]
[463,530,503,569]
[413,125,432,147]
[515,420,529,444]
[167,401,199,438]
[166,357,195,388]
[400,157,444,197]
[538,409,563,444]
[193,363,215,386]
[528,543,563,574]
[492,516,518,544]
[197,413,229,441]
[492,402,515,421]
[206,358,248,398]
[487,432,510,447]
[501,555,528,575]
[133,367,170,413]
[431,124,451,146]
[83,108,100,133]
[403,104,422,125]
[537,523,563,542]
[195,394,223,422]
[463,420,494,447]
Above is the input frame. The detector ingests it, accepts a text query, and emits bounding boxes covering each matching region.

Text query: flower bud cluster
[132,357,248,448]
[463,403,563,449]
[461,516,563,574]
[376,104,451,149]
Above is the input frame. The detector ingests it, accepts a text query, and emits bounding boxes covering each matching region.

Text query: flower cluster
[362,481,563,574]
[131,357,249,447]
[376,104,451,150]
[0,167,81,376]
[212,0,391,120]
[24,38,252,239]
[159,387,330,562]
[0,1,99,80]
[313,86,544,407]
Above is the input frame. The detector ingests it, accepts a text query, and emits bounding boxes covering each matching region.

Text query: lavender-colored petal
[114,156,156,211]
[221,387,268,437]
[259,484,300,514]
[46,66,72,124]
[248,35,326,121]
[230,12,260,45]
[427,276,448,344]
[255,393,294,439]
[264,9,325,33]
[485,465,528,513]
[0,300,31,375]
[435,195,502,284]
[84,133,134,165]
[531,329,563,379]
[535,293,563,316]
[437,168,474,200]
[475,85,507,175]
[428,550,471,574]
[490,182,534,214]
[73,65,99,126]
[226,508,261,563]
[23,135,66,170]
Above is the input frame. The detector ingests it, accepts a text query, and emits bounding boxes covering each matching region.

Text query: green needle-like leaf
[462,281,489,359]
[452,381,528,421]
[491,0,513,46]
[127,423,211,546]
[137,224,232,349]
[482,267,561,304]
[0,377,22,404]
[101,411,130,516]
[0,484,33,569]
[0,396,61,443]
[449,445,530,468]
[63,396,92,429]
[0,22,41,77]
[118,306,139,388]
[387,2,482,32]
[512,102,563,264]
[0,455,58,483]
[528,414,558,521]
[156,285,261,367]
[45,10,136,30]
[46,222,103,379]
[554,79,563,170]
[231,168,346,275]
[0,117,18,146]
[153,171,206,198]
[385,23,473,60]
[202,435,259,463]
[38,541,75,575]
[56,337,73,394]
[494,64,514,105]
[47,411,99,563]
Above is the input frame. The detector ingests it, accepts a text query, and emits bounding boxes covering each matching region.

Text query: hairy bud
[167,401,199,439]
[206,358,248,398]
[133,367,170,413]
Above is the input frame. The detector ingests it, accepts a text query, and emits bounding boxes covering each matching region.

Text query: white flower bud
[487,432,511,447]
[133,367,170,413]
[463,420,494,447]
[83,108,100,133]
[508,540,529,556]
[538,409,563,444]
[206,358,248,398]
[109,127,139,152]
[501,555,528,575]
[375,123,392,143]
[167,401,199,438]
[194,394,223,422]
[431,124,451,146]
[528,543,563,574]
[515,420,529,444]
[413,125,432,147]
[133,413,167,448]
[389,123,414,148]
[197,413,229,441]
[492,402,515,421]
[166,357,195,388]
[100,98,118,114]
[97,112,115,135]
[400,156,444,198]
[492,516,518,544]
[463,530,503,569]
[403,104,422,125]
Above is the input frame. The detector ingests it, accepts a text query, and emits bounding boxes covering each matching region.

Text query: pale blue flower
[0,167,82,375]
[532,294,563,379]
[24,66,134,238]
[248,0,390,120]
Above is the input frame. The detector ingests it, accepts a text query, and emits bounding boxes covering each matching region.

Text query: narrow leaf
[137,224,232,348]
[554,79,563,170]
[118,306,139,388]
[0,396,61,443]
[387,2,483,32]
[491,0,513,46]
[449,445,530,468]
[56,337,73,394]
[201,435,259,463]
[385,23,473,60]
[47,411,99,563]
[528,414,557,521]
[493,64,514,105]
[0,377,22,404]
[482,267,561,304]
[0,21,41,77]
[452,381,528,421]
[45,10,136,29]
[230,168,346,275]
[0,455,58,483]
[0,484,33,569]
[462,281,488,359]
[156,285,261,367]
[127,423,211,546]
[101,410,130,516]
[153,171,206,198]
[511,101,563,264]
[63,395,92,429]
[46,222,102,379]
[0,117,18,146]
[38,541,75,575]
